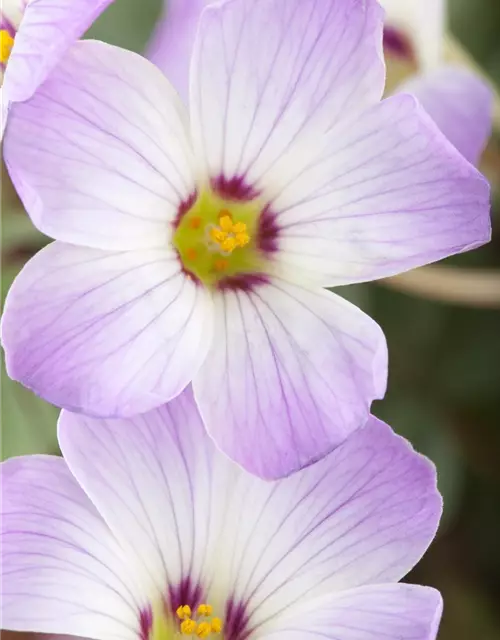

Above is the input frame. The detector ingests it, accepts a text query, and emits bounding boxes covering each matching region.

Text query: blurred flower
[0,0,113,132]
[1,387,443,640]
[380,0,493,166]
[1,0,491,479]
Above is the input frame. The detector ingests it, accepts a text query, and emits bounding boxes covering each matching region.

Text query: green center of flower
[172,189,268,287]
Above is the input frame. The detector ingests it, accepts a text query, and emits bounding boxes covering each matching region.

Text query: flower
[1,0,491,479]
[0,0,113,130]
[1,387,443,640]
[380,0,493,165]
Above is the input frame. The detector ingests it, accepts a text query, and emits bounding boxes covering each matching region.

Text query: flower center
[0,29,14,65]
[382,25,419,95]
[173,188,269,287]
[177,604,222,639]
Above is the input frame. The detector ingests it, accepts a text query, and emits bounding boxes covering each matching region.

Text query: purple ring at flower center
[383,25,417,63]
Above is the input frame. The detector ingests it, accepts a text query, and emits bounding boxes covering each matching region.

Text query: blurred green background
[1,0,500,638]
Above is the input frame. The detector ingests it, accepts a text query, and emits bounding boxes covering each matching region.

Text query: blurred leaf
[86,0,162,53]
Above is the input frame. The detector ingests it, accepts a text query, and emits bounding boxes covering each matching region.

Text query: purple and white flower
[0,0,112,129]
[1,387,443,640]
[1,0,491,478]
[380,0,493,165]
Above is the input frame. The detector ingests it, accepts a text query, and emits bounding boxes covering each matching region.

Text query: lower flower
[1,387,442,640]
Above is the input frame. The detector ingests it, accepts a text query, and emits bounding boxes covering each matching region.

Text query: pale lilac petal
[272,93,490,286]
[146,0,213,103]
[58,388,221,598]
[190,0,385,183]
[4,40,195,250]
[1,455,142,639]
[401,66,493,166]
[1,242,213,417]
[3,0,113,103]
[58,398,441,625]
[262,585,442,640]
[193,278,387,479]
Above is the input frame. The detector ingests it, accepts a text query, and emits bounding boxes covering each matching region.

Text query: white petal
[1,455,142,640]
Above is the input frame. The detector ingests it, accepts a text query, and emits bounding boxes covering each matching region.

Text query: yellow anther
[0,29,14,65]
[219,215,233,232]
[210,228,227,244]
[196,622,211,638]
[177,605,192,620]
[197,604,213,617]
[181,619,198,635]
[235,232,250,247]
[232,222,246,234]
[189,216,202,230]
[221,237,237,252]
[211,618,222,634]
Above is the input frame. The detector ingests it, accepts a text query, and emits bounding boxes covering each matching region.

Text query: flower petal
[4,40,195,250]
[379,0,445,70]
[273,93,490,286]
[1,242,212,417]
[261,585,442,640]
[193,278,387,479]
[58,387,221,599]
[58,403,441,627]
[146,0,213,103]
[190,0,385,183]
[3,0,113,103]
[400,66,493,166]
[1,455,142,639]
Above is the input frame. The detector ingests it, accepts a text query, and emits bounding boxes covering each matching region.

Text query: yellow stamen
[219,215,233,232]
[177,605,192,620]
[235,232,250,247]
[220,237,237,252]
[181,619,198,635]
[211,618,222,634]
[196,622,211,638]
[0,29,14,65]
[197,604,213,617]
[232,222,246,234]
[210,227,228,244]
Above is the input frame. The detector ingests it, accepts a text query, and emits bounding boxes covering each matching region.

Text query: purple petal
[1,242,213,417]
[190,0,385,183]
[58,402,441,626]
[262,585,442,640]
[272,93,491,286]
[401,66,493,166]
[193,278,387,479]
[3,0,113,104]
[4,40,195,250]
[1,455,141,639]
[146,0,213,103]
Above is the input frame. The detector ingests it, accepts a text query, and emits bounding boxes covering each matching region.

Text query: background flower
[0,0,113,131]
[1,388,442,640]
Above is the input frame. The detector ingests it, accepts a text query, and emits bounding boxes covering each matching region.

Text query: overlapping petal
[1,455,142,640]
[262,585,442,640]
[401,66,493,166]
[193,278,387,479]
[1,242,213,417]
[271,93,490,286]
[58,395,441,629]
[190,0,385,184]
[4,40,195,250]
[3,0,114,104]
[146,0,212,103]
